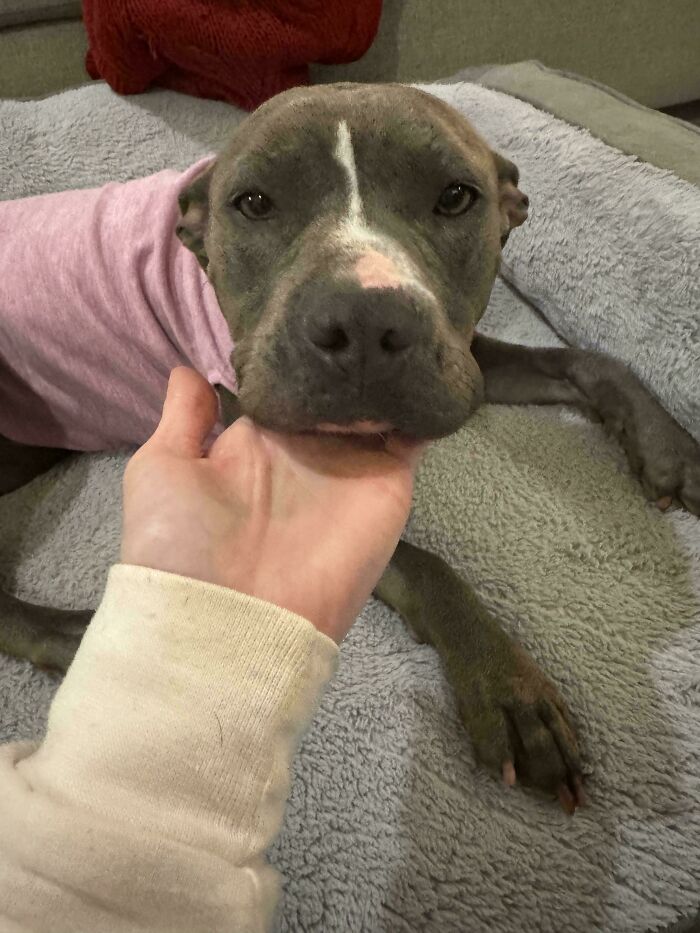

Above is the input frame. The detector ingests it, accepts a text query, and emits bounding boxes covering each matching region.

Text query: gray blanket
[422,82,700,443]
[1,82,699,933]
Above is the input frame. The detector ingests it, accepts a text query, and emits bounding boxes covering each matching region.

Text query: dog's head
[177,83,528,438]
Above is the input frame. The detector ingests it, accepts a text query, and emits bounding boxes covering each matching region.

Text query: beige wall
[312,0,700,108]
[1,0,698,107]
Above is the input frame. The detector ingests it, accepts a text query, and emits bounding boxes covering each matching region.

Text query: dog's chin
[280,414,458,442]
[236,381,482,440]
[238,399,473,440]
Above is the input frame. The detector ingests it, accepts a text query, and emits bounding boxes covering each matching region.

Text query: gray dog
[2,84,699,814]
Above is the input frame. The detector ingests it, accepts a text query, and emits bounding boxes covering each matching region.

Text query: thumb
[149,367,219,458]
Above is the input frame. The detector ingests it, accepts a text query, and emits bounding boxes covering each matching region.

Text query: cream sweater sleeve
[0,565,338,933]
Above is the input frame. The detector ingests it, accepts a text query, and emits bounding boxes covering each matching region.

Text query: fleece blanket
[1,82,699,933]
[426,84,700,443]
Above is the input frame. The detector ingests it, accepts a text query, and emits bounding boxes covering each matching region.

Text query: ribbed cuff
[24,564,339,857]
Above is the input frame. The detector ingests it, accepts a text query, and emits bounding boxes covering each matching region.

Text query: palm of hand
[122,371,421,643]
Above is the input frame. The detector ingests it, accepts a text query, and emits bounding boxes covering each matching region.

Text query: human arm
[0,368,422,933]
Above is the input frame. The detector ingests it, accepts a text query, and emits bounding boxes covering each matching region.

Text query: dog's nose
[302,286,428,374]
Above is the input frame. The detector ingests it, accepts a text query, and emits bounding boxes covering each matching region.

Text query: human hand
[122,368,426,642]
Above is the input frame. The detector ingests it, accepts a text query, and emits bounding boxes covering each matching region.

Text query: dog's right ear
[176,162,215,270]
[492,152,529,247]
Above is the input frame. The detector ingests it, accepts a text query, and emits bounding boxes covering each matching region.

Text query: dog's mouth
[314,419,395,436]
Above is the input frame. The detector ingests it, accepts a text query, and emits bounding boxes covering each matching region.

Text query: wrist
[24,564,338,834]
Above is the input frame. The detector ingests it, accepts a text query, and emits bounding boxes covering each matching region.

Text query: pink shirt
[0,159,235,451]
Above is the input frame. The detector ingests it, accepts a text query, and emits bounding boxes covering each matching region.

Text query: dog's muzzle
[289,278,432,385]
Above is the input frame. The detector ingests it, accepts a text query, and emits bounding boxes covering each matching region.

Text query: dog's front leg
[472,334,700,514]
[375,539,584,812]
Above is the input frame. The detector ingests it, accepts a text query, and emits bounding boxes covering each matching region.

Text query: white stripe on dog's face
[332,121,436,303]
[334,120,363,221]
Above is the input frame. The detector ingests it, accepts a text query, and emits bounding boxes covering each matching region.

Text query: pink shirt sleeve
[0,159,235,451]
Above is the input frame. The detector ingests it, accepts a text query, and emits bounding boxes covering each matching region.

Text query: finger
[209,414,259,459]
[150,367,218,458]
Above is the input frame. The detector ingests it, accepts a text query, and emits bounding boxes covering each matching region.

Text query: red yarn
[83,0,383,110]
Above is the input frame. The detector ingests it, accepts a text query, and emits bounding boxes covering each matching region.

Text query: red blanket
[84,0,383,110]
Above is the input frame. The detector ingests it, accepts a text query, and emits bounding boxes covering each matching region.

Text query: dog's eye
[233,191,274,220]
[434,183,479,217]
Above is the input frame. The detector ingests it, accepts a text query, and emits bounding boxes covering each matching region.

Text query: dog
[1,83,699,814]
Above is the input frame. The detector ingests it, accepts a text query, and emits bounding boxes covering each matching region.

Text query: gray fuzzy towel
[422,83,700,443]
[1,82,699,933]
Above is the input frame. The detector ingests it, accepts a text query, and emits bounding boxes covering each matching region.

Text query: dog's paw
[456,641,585,814]
[603,401,700,515]
[0,598,91,673]
[32,608,92,672]
[575,359,700,515]
[636,425,700,516]
[567,353,700,515]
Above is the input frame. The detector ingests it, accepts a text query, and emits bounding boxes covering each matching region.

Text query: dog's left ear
[176,162,215,270]
[493,152,529,246]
